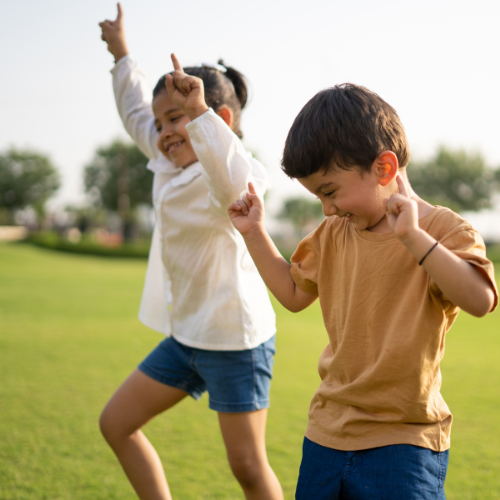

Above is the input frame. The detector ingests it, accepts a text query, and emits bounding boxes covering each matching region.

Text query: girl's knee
[99,405,116,441]
[99,404,131,444]
[228,453,266,488]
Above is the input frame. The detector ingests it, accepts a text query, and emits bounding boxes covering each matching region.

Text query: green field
[0,243,499,499]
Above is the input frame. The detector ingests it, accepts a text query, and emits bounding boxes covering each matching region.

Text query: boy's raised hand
[384,176,419,240]
[165,54,209,121]
[99,3,129,62]
[228,183,265,237]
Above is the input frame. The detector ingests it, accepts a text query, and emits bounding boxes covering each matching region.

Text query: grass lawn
[0,242,499,499]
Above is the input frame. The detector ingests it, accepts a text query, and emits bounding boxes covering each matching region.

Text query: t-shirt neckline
[354,206,441,242]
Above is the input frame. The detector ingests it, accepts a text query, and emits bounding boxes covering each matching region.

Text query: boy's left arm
[386,177,497,317]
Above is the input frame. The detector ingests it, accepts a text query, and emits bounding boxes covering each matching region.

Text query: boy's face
[298,159,397,232]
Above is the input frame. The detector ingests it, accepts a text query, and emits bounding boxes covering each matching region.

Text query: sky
[1,0,500,220]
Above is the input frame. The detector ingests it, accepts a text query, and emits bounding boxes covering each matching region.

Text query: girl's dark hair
[153,60,248,139]
[281,83,410,178]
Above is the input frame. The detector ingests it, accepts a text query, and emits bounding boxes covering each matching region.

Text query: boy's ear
[216,106,233,129]
[373,151,399,186]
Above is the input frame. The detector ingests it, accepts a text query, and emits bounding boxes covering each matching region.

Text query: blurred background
[1,0,500,255]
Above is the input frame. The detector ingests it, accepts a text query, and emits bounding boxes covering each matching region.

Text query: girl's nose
[160,127,172,140]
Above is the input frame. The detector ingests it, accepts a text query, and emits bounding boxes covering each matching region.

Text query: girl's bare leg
[99,369,188,500]
[218,409,284,500]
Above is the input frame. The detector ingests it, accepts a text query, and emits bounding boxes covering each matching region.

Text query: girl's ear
[374,151,399,186]
[217,106,233,129]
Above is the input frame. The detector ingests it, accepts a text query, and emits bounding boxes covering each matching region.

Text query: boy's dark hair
[281,83,410,178]
[153,60,248,139]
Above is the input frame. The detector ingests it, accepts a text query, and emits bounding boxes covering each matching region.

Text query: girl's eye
[324,191,336,198]
[170,115,182,122]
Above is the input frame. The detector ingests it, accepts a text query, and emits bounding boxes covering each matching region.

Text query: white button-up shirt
[111,56,276,350]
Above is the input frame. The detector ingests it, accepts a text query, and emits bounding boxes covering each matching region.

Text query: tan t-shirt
[290,206,498,452]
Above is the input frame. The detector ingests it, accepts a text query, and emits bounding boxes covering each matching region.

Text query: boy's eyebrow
[315,182,339,194]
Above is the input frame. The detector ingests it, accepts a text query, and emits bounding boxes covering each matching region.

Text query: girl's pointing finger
[171,53,183,73]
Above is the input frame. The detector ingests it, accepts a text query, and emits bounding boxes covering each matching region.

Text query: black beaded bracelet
[418,241,439,266]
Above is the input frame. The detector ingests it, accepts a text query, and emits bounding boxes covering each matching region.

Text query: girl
[98,5,282,500]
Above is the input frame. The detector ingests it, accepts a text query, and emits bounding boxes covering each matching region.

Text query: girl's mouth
[166,140,184,154]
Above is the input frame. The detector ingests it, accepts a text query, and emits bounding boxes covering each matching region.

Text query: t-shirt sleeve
[290,228,322,297]
[431,221,498,311]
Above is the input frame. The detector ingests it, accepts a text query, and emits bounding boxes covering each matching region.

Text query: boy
[228,84,498,499]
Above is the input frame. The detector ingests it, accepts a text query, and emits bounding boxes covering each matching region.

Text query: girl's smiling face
[153,89,198,168]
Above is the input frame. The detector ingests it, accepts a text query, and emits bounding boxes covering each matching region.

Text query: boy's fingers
[396,175,409,198]
[248,182,257,195]
[239,199,251,215]
[171,53,183,73]
[116,2,123,22]
[228,202,242,212]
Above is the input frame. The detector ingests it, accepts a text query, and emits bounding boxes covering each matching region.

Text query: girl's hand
[99,3,129,62]
[384,175,419,240]
[228,183,265,237]
[165,54,209,121]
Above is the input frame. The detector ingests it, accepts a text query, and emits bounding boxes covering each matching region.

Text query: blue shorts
[138,335,276,413]
[296,437,449,500]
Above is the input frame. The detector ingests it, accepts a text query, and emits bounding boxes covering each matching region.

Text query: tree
[84,140,153,241]
[0,148,60,224]
[408,147,499,212]
[278,197,324,238]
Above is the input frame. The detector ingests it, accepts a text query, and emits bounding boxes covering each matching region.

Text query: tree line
[1,143,499,240]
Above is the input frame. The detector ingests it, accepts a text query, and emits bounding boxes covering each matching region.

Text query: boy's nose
[322,202,337,217]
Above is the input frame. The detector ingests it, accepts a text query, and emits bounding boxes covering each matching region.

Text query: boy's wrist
[242,224,267,246]
[399,228,437,262]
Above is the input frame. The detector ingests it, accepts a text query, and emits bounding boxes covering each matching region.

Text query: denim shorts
[138,335,276,413]
[296,437,449,500]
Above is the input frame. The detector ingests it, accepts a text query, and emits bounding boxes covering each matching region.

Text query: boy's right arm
[229,183,317,313]
[99,4,160,160]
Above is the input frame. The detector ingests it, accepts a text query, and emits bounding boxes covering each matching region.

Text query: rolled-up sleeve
[290,231,321,297]
[430,223,498,311]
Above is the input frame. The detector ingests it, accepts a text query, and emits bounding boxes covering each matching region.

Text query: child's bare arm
[229,183,317,312]
[99,3,129,62]
[385,177,496,317]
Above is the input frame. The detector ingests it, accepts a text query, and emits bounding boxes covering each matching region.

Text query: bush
[27,231,150,259]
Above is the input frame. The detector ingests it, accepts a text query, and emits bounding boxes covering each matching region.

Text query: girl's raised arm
[100,4,161,160]
[166,54,269,212]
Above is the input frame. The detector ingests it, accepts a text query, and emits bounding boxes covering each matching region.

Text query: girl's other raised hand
[165,54,209,121]
[99,3,129,62]
[228,183,265,237]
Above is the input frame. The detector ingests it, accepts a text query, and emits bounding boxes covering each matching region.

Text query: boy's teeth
[345,213,352,217]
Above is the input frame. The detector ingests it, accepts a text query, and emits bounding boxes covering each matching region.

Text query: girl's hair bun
[218,59,248,110]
